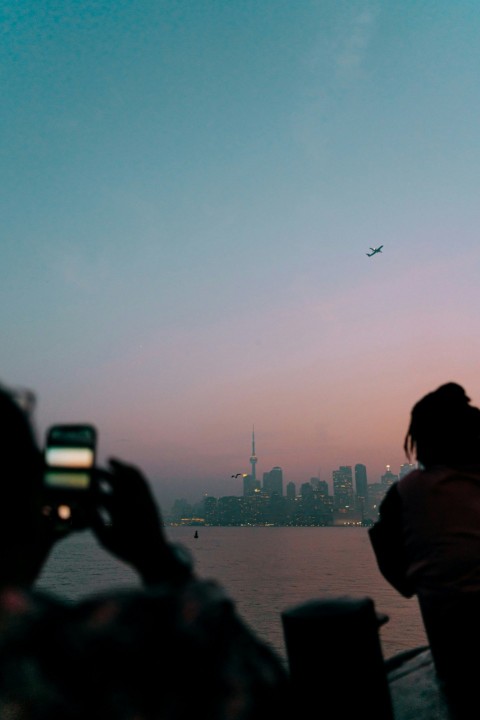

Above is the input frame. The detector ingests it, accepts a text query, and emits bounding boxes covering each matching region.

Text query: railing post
[281,596,394,719]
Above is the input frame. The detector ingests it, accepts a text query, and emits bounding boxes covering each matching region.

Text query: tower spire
[250,425,257,481]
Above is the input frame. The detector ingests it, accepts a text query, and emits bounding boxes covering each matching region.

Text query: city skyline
[167,456,416,526]
[169,430,415,506]
[3,3,480,510]
[160,421,416,506]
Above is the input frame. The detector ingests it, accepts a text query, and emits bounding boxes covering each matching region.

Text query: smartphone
[43,424,97,530]
[44,424,97,491]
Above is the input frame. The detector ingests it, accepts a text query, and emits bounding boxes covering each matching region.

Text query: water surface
[38,526,428,661]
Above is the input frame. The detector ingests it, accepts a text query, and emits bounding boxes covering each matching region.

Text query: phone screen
[45,447,94,468]
[44,470,91,489]
[44,425,96,491]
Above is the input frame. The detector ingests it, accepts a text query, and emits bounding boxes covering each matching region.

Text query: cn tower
[250,426,257,481]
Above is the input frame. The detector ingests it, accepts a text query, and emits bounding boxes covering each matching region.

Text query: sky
[3,0,480,508]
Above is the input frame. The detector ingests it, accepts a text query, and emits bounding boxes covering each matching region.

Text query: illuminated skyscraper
[354,463,368,512]
[332,465,354,511]
[381,464,398,488]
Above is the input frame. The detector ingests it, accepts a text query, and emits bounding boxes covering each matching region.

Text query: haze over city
[3,1,480,508]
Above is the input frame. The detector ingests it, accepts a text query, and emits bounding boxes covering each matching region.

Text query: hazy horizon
[3,1,480,511]
[145,437,412,510]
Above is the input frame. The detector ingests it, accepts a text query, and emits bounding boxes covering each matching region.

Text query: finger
[90,506,114,542]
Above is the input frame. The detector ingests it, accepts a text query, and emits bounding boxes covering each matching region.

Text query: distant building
[381,464,398,489]
[354,463,368,516]
[168,451,418,526]
[399,463,416,478]
[203,496,218,524]
[366,482,385,520]
[314,479,329,496]
[243,473,260,497]
[217,496,243,525]
[286,481,296,501]
[263,466,283,496]
[332,466,354,512]
[297,482,333,525]
[300,482,314,499]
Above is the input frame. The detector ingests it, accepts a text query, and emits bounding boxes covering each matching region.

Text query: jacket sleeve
[368,484,415,598]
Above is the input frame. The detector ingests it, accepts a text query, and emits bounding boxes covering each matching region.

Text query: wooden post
[281,596,394,719]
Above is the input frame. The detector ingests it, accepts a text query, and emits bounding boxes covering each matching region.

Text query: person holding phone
[369,382,480,718]
[0,383,290,720]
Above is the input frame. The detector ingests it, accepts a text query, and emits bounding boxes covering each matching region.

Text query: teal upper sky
[2,1,480,504]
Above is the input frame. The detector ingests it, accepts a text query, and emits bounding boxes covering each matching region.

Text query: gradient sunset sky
[3,1,480,507]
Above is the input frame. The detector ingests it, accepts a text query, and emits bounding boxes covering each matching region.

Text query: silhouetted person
[0,383,289,719]
[369,382,480,718]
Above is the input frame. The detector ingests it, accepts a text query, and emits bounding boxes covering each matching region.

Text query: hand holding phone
[43,424,97,531]
[91,458,189,584]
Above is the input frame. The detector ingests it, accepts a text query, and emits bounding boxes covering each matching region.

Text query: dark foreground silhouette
[370,382,480,718]
[0,383,289,720]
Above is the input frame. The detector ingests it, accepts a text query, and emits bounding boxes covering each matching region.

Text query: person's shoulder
[0,582,289,719]
[0,586,67,620]
[397,468,423,489]
[396,465,480,501]
[401,465,480,483]
[70,576,237,635]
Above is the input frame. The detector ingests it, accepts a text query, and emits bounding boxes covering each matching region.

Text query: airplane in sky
[366,245,383,257]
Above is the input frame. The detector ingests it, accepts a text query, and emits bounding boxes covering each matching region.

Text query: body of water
[37,526,428,662]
